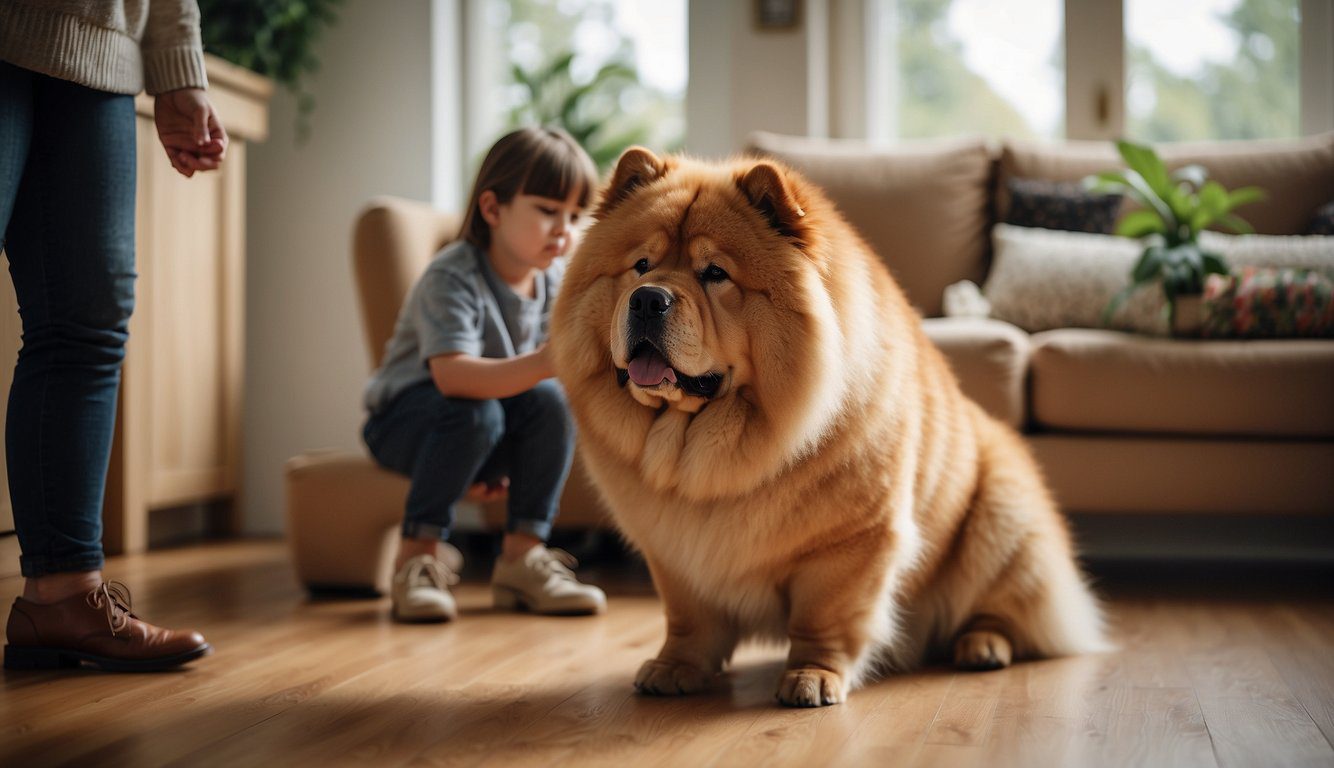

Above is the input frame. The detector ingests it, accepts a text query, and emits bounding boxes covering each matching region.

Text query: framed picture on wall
[755,0,801,31]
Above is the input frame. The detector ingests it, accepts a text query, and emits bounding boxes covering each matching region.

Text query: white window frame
[838,0,1334,142]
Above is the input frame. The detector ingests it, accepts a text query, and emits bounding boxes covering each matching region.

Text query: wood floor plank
[1,541,1331,768]
[924,669,1005,747]
[821,668,957,766]
[1257,604,1334,754]
[1179,602,1334,768]
[1099,686,1218,768]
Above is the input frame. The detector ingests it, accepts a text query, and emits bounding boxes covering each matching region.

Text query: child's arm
[428,346,554,400]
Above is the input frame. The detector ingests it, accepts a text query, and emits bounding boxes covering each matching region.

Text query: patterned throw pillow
[1307,200,1334,236]
[1202,267,1334,338]
[1004,177,1123,234]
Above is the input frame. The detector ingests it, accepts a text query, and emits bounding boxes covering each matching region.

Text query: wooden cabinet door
[103,115,247,555]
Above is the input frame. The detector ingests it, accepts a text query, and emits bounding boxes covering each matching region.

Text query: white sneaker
[391,548,462,623]
[491,546,606,615]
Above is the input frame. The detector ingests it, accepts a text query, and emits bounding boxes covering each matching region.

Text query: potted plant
[197,0,343,141]
[506,50,684,171]
[1084,140,1264,335]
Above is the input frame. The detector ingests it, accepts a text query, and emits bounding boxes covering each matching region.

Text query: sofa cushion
[984,224,1170,335]
[1027,434,1334,514]
[1198,231,1334,278]
[748,131,993,317]
[922,317,1030,428]
[1310,199,1334,235]
[1004,177,1122,234]
[1202,267,1334,339]
[1030,329,1334,437]
[999,132,1334,235]
[984,225,1334,338]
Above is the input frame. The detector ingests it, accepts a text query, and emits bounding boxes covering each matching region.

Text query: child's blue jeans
[362,378,575,543]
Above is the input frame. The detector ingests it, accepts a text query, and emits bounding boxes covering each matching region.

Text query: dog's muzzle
[617,286,725,399]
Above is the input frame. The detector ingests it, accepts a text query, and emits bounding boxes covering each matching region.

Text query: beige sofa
[749,130,1334,519]
[287,132,1334,594]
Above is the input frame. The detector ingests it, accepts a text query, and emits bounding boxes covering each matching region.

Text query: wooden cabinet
[0,56,271,568]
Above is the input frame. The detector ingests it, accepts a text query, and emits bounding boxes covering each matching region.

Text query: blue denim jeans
[363,378,576,543]
[0,62,137,577]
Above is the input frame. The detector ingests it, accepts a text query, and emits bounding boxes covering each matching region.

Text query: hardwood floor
[1,540,1332,767]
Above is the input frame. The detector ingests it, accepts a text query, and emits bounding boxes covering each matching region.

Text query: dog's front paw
[634,658,713,695]
[777,668,846,707]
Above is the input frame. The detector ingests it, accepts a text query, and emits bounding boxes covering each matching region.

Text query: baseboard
[1069,512,1334,566]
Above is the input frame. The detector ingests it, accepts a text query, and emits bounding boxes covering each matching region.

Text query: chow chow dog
[550,147,1107,707]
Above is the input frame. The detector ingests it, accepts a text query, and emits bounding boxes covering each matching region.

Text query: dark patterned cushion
[1307,200,1334,236]
[1004,177,1122,234]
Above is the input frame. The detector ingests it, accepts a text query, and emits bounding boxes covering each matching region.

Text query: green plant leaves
[1086,138,1271,329]
[1131,244,1166,283]
[1116,209,1167,238]
[1201,250,1228,276]
[1227,186,1266,210]
[1216,212,1256,234]
[1116,140,1174,201]
[508,51,659,172]
[198,0,344,142]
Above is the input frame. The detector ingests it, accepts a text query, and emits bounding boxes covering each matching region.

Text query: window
[856,0,1320,143]
[873,0,1064,140]
[476,0,686,170]
[1125,0,1301,141]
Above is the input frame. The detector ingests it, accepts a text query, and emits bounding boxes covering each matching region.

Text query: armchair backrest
[351,197,462,368]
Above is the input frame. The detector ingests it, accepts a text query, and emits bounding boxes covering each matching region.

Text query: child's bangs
[519,139,599,208]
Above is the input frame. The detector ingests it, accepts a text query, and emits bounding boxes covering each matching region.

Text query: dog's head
[552,148,870,500]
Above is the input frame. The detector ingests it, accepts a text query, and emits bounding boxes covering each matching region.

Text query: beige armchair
[285,197,608,595]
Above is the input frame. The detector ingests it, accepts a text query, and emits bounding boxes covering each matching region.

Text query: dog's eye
[633,258,651,275]
[700,264,729,284]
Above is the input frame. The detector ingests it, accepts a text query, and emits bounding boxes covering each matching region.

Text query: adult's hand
[154,88,228,178]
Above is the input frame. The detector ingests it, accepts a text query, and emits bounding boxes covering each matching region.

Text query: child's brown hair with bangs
[459,126,599,250]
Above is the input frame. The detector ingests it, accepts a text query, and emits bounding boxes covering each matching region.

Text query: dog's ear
[737,162,808,243]
[596,146,667,220]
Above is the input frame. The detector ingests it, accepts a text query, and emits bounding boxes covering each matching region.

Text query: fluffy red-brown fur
[551,148,1107,707]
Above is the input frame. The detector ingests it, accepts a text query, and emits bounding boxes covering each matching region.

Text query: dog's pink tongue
[628,349,677,386]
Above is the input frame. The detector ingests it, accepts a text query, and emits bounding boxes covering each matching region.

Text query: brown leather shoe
[4,582,211,672]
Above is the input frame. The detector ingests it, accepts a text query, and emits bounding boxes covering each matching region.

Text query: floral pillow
[1202,267,1334,338]
[1004,177,1123,234]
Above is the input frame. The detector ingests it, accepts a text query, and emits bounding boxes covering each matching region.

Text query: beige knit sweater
[0,0,207,96]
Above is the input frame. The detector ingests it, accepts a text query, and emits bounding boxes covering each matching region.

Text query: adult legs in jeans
[363,379,576,566]
[0,63,136,601]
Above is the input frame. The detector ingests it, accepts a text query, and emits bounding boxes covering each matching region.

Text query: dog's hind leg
[952,613,1013,670]
[945,414,1110,667]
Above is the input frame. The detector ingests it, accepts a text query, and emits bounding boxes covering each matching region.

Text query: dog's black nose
[629,286,673,321]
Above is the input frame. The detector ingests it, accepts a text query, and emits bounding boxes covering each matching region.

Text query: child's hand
[534,344,555,380]
[465,478,509,502]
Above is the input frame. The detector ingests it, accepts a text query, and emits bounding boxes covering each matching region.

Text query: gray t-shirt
[364,240,565,413]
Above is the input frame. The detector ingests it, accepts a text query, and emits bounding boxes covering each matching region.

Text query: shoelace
[406,557,460,590]
[85,581,134,637]
[533,548,580,581]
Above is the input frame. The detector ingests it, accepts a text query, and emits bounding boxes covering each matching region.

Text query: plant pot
[1172,294,1204,337]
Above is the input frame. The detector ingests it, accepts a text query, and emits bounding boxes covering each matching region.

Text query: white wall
[242,0,435,534]
[686,0,820,157]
